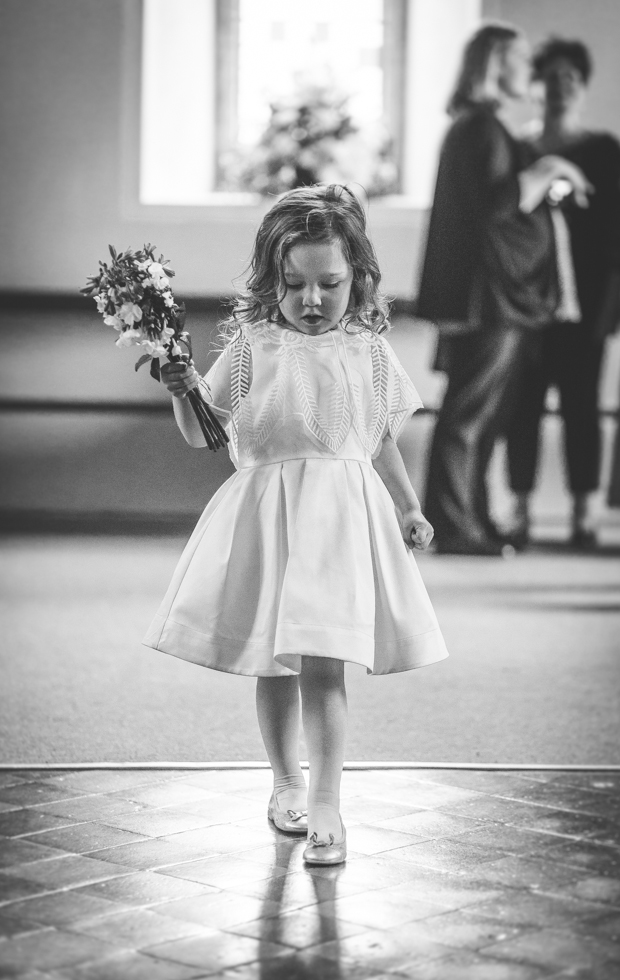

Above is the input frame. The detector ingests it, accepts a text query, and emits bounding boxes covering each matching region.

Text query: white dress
[143,320,448,676]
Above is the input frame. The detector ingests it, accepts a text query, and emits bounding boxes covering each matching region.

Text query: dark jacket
[560,132,620,329]
[417,103,558,332]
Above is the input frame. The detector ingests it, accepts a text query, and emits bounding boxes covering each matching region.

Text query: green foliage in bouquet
[81,245,228,450]
[221,84,398,197]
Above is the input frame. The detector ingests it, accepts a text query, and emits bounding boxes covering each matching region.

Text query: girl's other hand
[161,360,201,399]
[402,509,434,551]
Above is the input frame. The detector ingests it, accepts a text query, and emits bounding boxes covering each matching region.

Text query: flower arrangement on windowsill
[220,83,398,197]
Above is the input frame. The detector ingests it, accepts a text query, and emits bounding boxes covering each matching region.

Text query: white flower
[119,302,143,325]
[95,294,108,312]
[142,325,175,357]
[143,338,168,356]
[162,291,174,308]
[104,314,123,331]
[148,262,170,289]
[115,328,143,347]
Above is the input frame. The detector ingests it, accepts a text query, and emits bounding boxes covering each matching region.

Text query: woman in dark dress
[506,39,620,549]
[417,24,591,555]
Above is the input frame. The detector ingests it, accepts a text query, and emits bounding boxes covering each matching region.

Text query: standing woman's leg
[256,676,307,814]
[552,323,605,544]
[299,656,347,842]
[505,328,549,537]
[426,326,529,551]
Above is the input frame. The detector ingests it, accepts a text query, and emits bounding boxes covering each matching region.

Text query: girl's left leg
[256,676,307,814]
[299,656,347,842]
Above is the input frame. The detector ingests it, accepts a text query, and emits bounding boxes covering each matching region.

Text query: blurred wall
[1,0,619,299]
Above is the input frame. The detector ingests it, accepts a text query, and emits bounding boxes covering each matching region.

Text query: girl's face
[279,240,353,335]
[499,35,531,99]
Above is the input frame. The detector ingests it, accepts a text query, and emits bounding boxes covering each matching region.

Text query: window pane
[228,0,395,194]
[237,0,384,146]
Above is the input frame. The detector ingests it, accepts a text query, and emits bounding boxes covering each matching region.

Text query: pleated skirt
[143,458,449,675]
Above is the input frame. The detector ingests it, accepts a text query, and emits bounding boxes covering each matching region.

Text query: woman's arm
[518,155,593,213]
[372,434,433,550]
[161,361,208,448]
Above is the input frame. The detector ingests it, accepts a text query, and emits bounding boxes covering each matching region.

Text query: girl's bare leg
[299,656,347,841]
[255,676,306,812]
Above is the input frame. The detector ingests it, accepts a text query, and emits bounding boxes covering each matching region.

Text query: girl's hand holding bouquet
[82,244,228,450]
[160,361,201,399]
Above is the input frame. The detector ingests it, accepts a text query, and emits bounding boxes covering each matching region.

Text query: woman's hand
[519,155,593,212]
[543,155,593,208]
[161,360,200,399]
[402,508,434,551]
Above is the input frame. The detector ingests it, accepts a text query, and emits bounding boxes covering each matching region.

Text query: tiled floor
[0,768,619,979]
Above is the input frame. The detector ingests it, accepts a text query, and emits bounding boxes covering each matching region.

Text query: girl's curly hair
[220,184,390,341]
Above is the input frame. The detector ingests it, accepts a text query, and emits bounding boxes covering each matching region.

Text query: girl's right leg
[255,676,306,813]
[299,656,347,842]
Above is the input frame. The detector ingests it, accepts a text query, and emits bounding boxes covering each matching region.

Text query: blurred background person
[506,38,620,549]
[416,23,592,556]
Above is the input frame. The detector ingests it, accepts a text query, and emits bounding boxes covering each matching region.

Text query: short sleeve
[202,343,235,419]
[381,338,424,443]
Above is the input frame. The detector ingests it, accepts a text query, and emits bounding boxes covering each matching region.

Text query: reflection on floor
[1,767,619,978]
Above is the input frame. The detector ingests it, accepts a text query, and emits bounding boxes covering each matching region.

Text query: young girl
[143,185,448,865]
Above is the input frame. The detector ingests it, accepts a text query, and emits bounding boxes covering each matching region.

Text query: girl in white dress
[144,185,448,865]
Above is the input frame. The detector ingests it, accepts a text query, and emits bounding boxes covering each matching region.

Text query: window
[139,0,480,207]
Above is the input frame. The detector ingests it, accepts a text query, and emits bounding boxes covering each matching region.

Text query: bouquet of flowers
[81,244,228,450]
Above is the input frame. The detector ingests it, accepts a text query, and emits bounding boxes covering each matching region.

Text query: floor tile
[0,910,42,940]
[83,836,213,871]
[141,931,288,972]
[0,782,86,809]
[480,926,620,973]
[310,924,454,973]
[0,872,52,903]
[342,823,426,855]
[152,890,283,930]
[30,822,150,854]
[75,870,216,906]
[396,948,547,979]
[3,855,134,890]
[56,950,202,979]
[68,906,216,947]
[5,894,129,936]
[0,837,67,869]
[0,809,79,838]
[391,836,508,874]
[111,780,221,809]
[227,905,367,950]
[0,929,122,975]
[376,808,483,839]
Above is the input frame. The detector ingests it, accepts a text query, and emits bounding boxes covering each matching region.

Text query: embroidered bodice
[203,320,422,468]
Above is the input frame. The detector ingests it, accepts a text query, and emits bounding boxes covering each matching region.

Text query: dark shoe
[486,523,529,552]
[570,527,598,551]
[303,820,347,866]
[267,793,308,835]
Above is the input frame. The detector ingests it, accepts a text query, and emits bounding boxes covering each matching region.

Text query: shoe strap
[286,809,308,822]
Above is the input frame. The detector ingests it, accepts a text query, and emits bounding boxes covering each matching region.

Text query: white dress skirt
[143,320,449,676]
